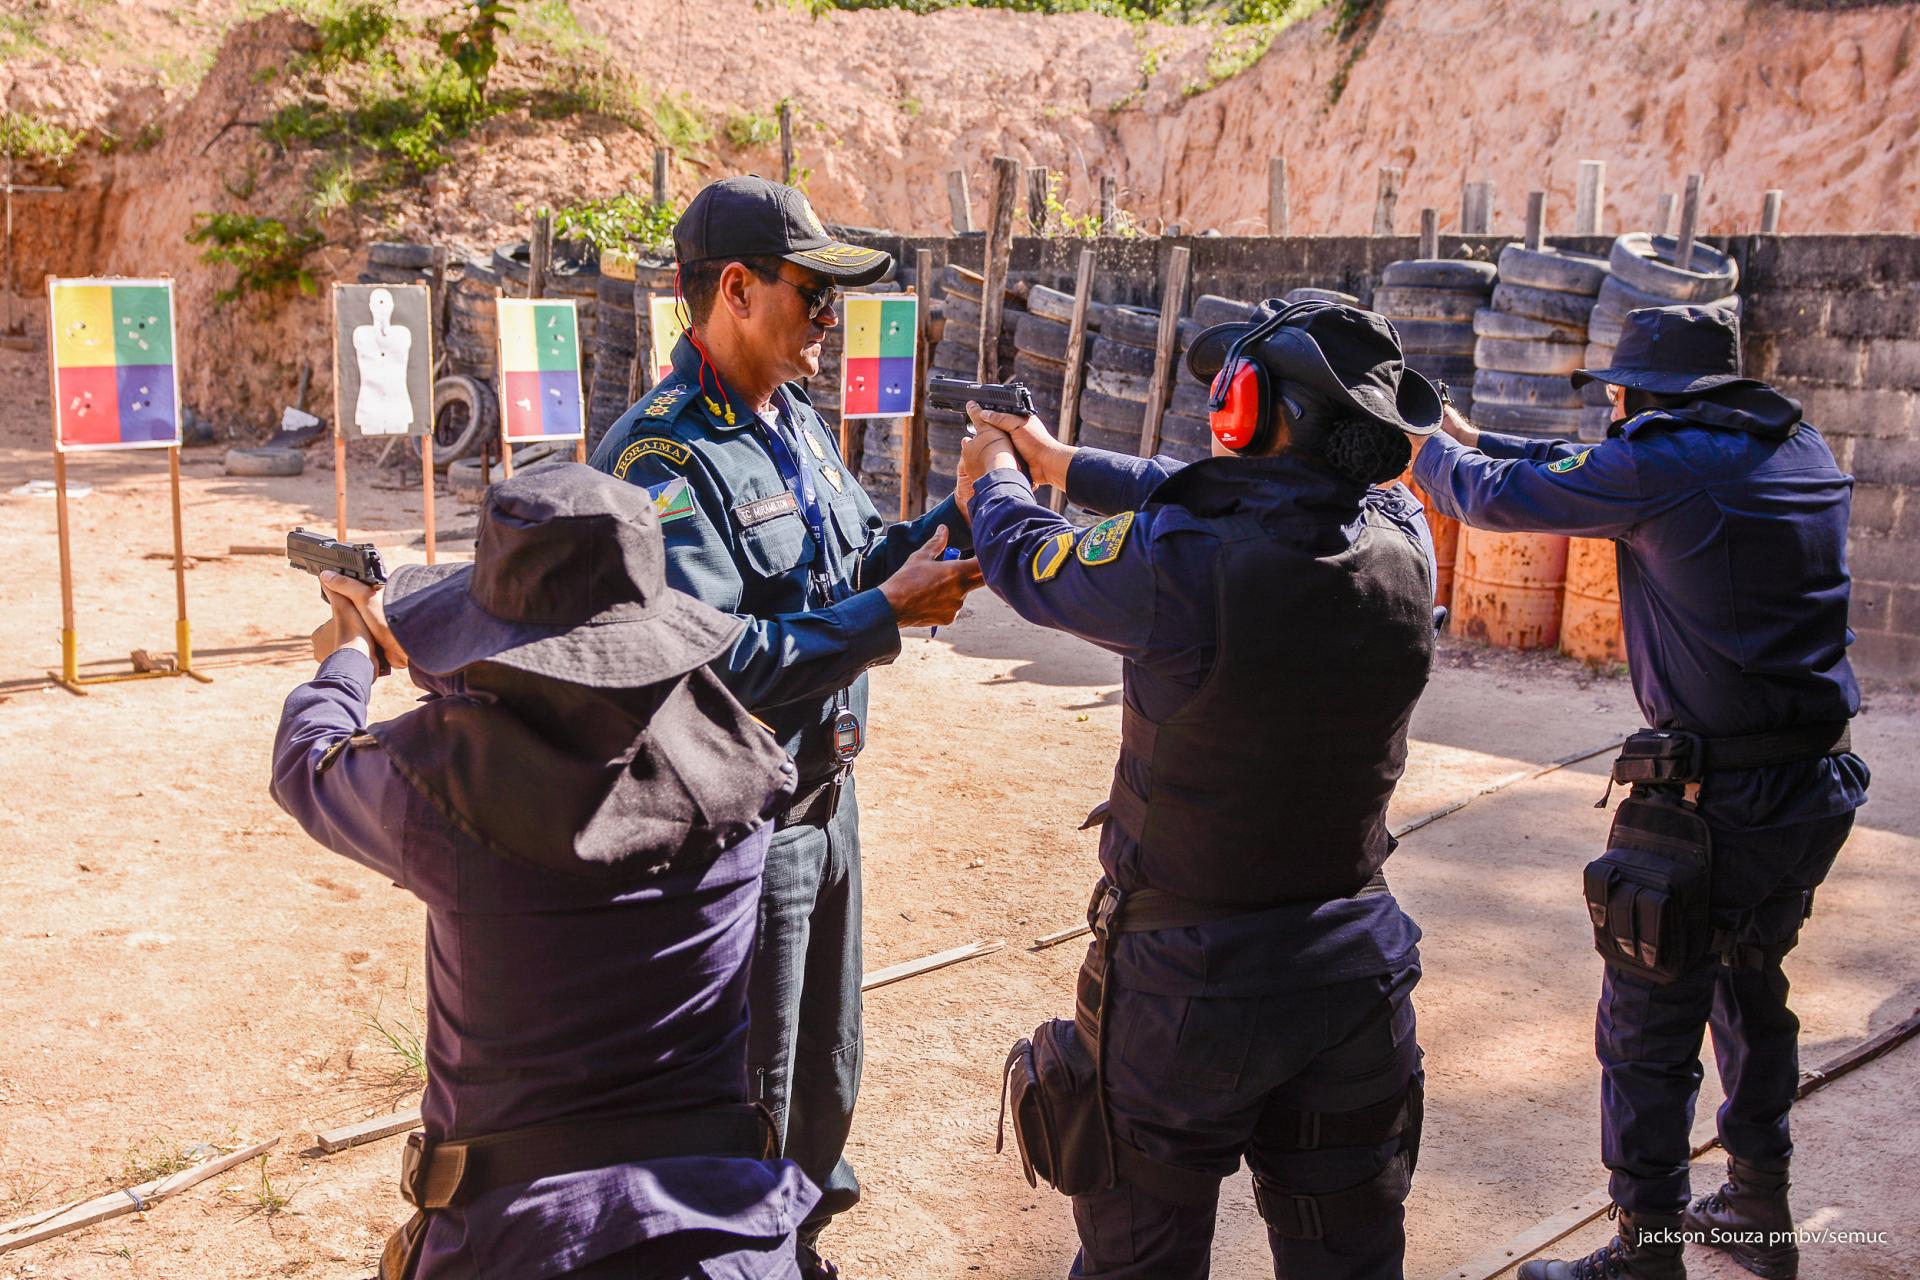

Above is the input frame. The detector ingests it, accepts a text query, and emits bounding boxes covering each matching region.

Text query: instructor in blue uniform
[967,300,1439,1279]
[590,177,983,1277]
[1415,306,1869,1280]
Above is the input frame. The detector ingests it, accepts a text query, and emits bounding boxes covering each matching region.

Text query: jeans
[1597,810,1854,1216]
[747,776,864,1239]
[1069,963,1422,1280]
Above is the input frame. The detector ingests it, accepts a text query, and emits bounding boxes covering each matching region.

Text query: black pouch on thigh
[1583,792,1714,984]
[997,1017,1113,1196]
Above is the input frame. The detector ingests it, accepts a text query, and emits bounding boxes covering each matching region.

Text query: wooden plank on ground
[0,1137,279,1256]
[316,1107,423,1154]
[862,940,1004,992]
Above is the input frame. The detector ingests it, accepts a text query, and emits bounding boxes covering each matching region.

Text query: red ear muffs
[1209,357,1271,452]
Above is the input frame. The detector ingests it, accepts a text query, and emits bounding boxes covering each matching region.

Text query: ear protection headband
[1207,300,1316,453]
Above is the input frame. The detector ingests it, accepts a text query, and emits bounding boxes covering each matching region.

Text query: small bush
[652,92,712,150]
[724,109,779,148]
[552,191,681,255]
[187,212,327,304]
[0,110,79,164]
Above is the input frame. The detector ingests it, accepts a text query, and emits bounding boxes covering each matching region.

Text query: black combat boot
[1516,1207,1686,1280]
[1682,1158,1798,1279]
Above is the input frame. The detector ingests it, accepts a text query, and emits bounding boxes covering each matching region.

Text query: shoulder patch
[1032,530,1074,583]
[1076,511,1135,566]
[1547,449,1593,475]
[611,436,692,480]
[645,475,696,524]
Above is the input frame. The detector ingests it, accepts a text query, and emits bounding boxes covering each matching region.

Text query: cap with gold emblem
[673,176,893,285]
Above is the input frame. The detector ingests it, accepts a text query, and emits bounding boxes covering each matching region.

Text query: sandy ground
[1,318,1916,1279]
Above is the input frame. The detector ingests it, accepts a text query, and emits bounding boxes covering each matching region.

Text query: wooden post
[1673,173,1702,272]
[779,102,794,185]
[652,149,669,206]
[1656,192,1676,237]
[422,436,436,565]
[1418,207,1439,260]
[1050,247,1097,514]
[528,212,552,300]
[1761,189,1784,235]
[1026,165,1050,234]
[978,155,1021,383]
[946,170,973,234]
[1099,176,1117,234]
[1575,160,1605,236]
[1267,157,1290,235]
[53,446,77,687]
[1524,191,1546,251]
[903,247,933,519]
[1371,166,1403,235]
[1138,245,1190,458]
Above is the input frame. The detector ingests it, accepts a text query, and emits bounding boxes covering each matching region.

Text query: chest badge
[1076,511,1135,567]
[818,466,845,494]
[1547,449,1593,475]
[805,431,829,462]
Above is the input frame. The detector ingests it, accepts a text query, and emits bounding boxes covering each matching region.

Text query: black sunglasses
[758,269,839,320]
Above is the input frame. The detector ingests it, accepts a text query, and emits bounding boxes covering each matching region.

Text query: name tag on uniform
[733,491,801,527]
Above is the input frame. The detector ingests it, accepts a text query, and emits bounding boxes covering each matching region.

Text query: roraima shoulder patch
[612,436,692,480]
[1547,449,1593,475]
[1076,512,1135,566]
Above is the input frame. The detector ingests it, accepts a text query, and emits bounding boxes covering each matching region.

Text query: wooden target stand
[46,275,209,696]
[330,282,440,560]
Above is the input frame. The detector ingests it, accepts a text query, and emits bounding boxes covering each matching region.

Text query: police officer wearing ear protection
[958,301,1442,1280]
[1416,305,1869,1280]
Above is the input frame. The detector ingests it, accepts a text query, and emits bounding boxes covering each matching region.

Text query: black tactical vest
[1106,460,1436,907]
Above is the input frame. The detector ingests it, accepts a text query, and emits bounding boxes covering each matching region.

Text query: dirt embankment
[1,0,1916,426]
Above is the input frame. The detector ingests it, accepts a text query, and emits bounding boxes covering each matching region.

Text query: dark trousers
[1597,811,1854,1217]
[1070,964,1422,1280]
[747,777,863,1238]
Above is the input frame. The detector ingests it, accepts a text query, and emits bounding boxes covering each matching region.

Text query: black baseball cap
[674,176,893,285]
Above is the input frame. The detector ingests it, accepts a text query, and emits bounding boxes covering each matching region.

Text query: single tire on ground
[1471,401,1587,437]
[1609,233,1740,304]
[1189,294,1256,328]
[1393,319,1477,356]
[1101,305,1162,349]
[1380,259,1498,291]
[1474,308,1585,344]
[1490,283,1599,332]
[1088,335,1158,378]
[1476,336,1588,376]
[224,446,304,477]
[421,374,493,466]
[1473,369,1585,408]
[1374,287,1486,323]
[1496,245,1610,295]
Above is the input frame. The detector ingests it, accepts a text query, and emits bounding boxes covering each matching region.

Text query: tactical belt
[1072,873,1408,1221]
[398,1103,775,1211]
[1611,722,1851,788]
[778,772,847,830]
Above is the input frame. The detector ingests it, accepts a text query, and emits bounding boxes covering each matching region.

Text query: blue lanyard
[756,402,845,603]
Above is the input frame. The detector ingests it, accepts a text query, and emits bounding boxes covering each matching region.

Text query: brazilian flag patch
[646,475,696,524]
[1076,512,1135,567]
[1032,530,1074,582]
[1548,449,1593,475]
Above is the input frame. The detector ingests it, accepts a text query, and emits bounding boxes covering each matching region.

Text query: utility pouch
[1610,730,1704,787]
[996,1018,1114,1197]
[1583,792,1714,984]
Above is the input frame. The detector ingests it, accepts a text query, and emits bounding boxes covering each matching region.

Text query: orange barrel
[1449,527,1570,651]
[1391,469,1459,606]
[1560,537,1627,665]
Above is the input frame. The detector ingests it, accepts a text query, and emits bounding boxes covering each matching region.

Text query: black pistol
[287,528,392,673]
[927,375,1037,419]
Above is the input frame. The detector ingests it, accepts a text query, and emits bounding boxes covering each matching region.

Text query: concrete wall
[856,232,1919,684]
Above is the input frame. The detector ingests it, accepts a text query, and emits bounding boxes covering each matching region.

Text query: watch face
[833,709,864,761]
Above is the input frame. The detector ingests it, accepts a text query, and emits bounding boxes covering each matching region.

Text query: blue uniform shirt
[590,334,971,783]
[1414,406,1870,831]
[271,651,818,1279]
[969,448,1429,996]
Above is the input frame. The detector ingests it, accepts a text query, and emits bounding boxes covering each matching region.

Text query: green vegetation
[0,110,80,165]
[551,191,681,255]
[187,212,327,303]
[1040,170,1137,238]
[725,108,780,148]
[653,91,713,150]
[249,1155,293,1216]
[363,992,429,1084]
[121,1139,198,1186]
[437,0,514,104]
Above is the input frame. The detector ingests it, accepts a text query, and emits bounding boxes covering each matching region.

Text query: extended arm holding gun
[288,529,393,674]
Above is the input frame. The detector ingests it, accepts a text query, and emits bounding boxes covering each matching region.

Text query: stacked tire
[1011,282,1091,430]
[1473,245,1610,440]
[1073,300,1169,457]
[359,241,438,289]
[444,254,500,381]
[1587,234,1741,439]
[924,265,1017,501]
[587,262,637,454]
[1374,261,1493,414]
